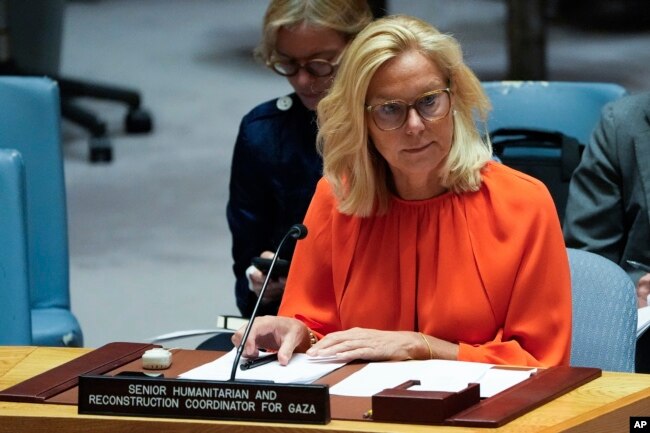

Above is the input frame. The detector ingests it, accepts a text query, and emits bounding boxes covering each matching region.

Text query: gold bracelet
[419,332,433,359]
[307,329,318,347]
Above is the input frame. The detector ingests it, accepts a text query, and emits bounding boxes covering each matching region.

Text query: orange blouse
[279,162,571,367]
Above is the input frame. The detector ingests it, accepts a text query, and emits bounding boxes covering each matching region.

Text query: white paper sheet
[178,349,347,384]
[329,359,535,398]
[638,306,650,337]
[476,367,537,397]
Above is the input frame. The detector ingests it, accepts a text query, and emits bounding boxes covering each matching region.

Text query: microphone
[79,224,329,425]
[229,223,308,381]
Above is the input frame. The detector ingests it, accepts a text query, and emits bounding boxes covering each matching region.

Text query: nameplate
[78,375,330,424]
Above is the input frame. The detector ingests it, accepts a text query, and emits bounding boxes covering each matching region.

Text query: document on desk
[638,305,650,338]
[178,349,347,384]
[329,360,536,398]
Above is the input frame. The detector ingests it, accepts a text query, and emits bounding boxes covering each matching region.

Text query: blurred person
[233,15,572,367]
[564,91,650,308]
[227,0,373,317]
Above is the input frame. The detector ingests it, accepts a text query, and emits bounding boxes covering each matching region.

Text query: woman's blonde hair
[317,15,493,217]
[255,0,373,63]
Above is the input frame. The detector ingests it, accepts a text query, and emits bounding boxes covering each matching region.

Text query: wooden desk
[0,346,648,433]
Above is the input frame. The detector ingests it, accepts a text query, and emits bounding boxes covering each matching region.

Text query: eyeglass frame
[266,52,343,78]
[365,88,453,131]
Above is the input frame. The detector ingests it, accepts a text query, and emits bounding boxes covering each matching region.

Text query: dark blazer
[227,93,322,317]
[564,92,650,285]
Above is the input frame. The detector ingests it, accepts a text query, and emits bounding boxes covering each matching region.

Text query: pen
[240,353,279,371]
[626,260,650,273]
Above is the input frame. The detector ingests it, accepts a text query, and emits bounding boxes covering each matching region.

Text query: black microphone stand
[229,224,307,381]
[78,223,330,424]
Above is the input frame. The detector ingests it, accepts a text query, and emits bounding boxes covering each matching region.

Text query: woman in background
[227,0,372,317]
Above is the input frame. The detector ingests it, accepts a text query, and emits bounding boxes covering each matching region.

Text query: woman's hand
[231,316,311,365]
[638,273,650,308]
[306,328,458,362]
[247,251,286,303]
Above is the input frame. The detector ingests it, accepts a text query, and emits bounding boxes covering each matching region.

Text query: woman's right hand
[231,316,311,365]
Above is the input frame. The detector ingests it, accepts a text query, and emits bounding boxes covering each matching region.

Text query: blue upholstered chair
[0,149,32,345]
[482,81,627,223]
[482,81,627,146]
[0,76,83,346]
[567,248,637,372]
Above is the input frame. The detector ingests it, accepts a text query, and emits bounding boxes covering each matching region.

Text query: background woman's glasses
[268,58,339,77]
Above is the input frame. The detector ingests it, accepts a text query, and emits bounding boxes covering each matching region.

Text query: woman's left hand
[305,327,458,362]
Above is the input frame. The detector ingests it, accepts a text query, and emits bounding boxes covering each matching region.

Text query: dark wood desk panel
[0,347,648,433]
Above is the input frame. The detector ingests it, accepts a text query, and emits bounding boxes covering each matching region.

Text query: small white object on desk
[142,348,173,370]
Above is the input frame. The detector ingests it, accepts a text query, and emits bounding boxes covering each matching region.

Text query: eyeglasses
[267,55,340,77]
[365,88,452,131]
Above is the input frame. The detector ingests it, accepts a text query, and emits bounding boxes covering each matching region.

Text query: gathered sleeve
[278,179,344,337]
[458,167,572,367]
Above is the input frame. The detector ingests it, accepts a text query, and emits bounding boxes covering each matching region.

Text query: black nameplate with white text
[78,375,330,424]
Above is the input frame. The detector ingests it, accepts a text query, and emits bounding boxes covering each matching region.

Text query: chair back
[0,149,32,345]
[483,81,626,223]
[482,81,627,146]
[0,76,82,346]
[567,248,637,372]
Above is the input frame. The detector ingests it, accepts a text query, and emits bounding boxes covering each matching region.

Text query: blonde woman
[234,15,571,368]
